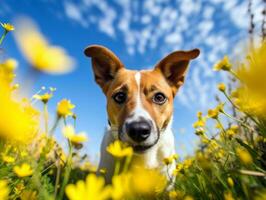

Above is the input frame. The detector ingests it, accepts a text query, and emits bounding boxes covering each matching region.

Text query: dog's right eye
[113,92,127,104]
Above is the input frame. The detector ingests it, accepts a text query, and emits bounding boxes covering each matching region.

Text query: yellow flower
[163,154,178,165]
[184,196,194,200]
[62,125,88,145]
[0,180,9,200]
[65,174,111,200]
[0,80,39,143]
[227,177,234,187]
[207,108,219,119]
[183,158,193,169]
[0,59,18,71]
[224,191,235,200]
[235,42,266,118]
[217,83,226,92]
[111,174,131,200]
[2,155,15,163]
[173,164,183,176]
[230,125,239,133]
[0,58,18,84]
[131,168,167,195]
[14,183,25,195]
[13,17,75,74]
[169,190,185,200]
[33,93,53,104]
[13,163,33,177]
[106,140,133,158]
[1,23,14,32]
[213,56,232,71]
[57,99,75,118]
[168,190,178,200]
[20,190,37,200]
[236,147,253,164]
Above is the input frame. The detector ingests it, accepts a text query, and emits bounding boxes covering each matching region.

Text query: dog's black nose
[126,121,151,142]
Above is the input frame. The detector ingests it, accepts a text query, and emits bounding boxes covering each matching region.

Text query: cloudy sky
[0,0,264,159]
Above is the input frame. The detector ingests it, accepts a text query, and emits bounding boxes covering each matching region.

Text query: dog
[84,45,200,183]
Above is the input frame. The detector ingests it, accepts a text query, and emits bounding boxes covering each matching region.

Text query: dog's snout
[126,121,151,142]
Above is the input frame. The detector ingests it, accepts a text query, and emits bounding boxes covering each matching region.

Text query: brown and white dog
[84,45,200,183]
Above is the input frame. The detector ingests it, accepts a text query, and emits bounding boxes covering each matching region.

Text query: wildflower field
[0,16,266,200]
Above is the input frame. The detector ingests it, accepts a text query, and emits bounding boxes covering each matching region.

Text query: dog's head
[84,45,200,153]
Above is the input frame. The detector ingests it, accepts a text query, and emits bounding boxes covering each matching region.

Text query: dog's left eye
[113,92,127,104]
[153,92,167,105]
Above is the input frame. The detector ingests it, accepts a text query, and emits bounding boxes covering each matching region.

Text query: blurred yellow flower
[57,99,75,118]
[65,174,111,200]
[235,42,266,118]
[62,125,87,145]
[2,155,15,163]
[1,23,14,32]
[106,140,133,158]
[183,158,193,169]
[0,80,38,143]
[0,180,9,200]
[236,147,253,165]
[131,168,167,195]
[207,108,219,119]
[227,177,234,187]
[184,195,194,200]
[224,191,235,200]
[218,83,226,92]
[168,190,178,200]
[33,93,53,104]
[13,163,33,177]
[20,190,37,200]
[13,17,75,74]
[173,164,183,176]
[193,120,205,128]
[0,58,18,84]
[213,56,232,71]
[0,58,18,71]
[163,154,178,165]
[111,174,131,200]
[169,190,185,200]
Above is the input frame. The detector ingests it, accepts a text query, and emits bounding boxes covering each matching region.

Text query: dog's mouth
[131,134,160,153]
[133,144,154,153]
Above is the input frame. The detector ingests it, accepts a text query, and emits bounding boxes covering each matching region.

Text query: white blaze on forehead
[127,72,152,122]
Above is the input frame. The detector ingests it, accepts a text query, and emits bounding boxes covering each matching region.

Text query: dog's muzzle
[126,121,151,142]
[119,118,159,153]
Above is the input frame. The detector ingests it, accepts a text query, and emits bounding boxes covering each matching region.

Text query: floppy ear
[84,45,124,93]
[155,49,200,94]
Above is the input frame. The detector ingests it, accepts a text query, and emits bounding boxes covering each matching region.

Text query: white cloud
[58,0,253,110]
[64,1,88,27]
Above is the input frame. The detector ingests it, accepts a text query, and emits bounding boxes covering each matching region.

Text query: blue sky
[0,0,263,159]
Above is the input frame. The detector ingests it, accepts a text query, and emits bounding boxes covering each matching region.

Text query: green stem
[221,111,254,131]
[0,30,7,45]
[54,159,61,199]
[49,116,60,136]
[216,118,227,139]
[223,91,261,127]
[122,155,132,173]
[58,140,72,200]
[229,69,241,81]
[114,159,121,175]
[44,103,49,134]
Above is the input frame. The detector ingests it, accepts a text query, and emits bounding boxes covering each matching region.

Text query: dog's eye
[113,92,127,104]
[153,92,167,105]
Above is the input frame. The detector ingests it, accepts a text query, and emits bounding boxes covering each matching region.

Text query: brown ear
[84,45,124,93]
[155,49,200,94]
